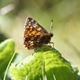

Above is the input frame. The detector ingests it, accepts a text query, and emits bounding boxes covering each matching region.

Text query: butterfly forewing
[23,17,53,49]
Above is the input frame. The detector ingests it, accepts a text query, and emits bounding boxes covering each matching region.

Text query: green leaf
[0,39,15,77]
[10,45,80,80]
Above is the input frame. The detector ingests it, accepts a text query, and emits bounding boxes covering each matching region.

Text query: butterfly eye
[49,33,53,37]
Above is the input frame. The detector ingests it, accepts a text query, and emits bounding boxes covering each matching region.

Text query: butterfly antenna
[50,20,53,33]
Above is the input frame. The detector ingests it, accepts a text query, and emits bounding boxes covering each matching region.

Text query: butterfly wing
[25,17,48,33]
[23,17,49,49]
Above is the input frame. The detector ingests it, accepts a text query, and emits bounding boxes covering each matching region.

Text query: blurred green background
[0,0,80,70]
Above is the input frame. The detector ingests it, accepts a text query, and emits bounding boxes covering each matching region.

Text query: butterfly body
[23,17,53,49]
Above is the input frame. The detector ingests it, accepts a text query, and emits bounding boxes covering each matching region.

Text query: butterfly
[23,17,53,50]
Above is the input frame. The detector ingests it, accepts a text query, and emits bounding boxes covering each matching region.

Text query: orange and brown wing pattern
[23,17,53,49]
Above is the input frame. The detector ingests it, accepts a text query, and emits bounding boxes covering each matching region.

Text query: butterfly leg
[49,42,54,47]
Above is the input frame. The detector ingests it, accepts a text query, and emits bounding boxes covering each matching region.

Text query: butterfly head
[49,33,53,37]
